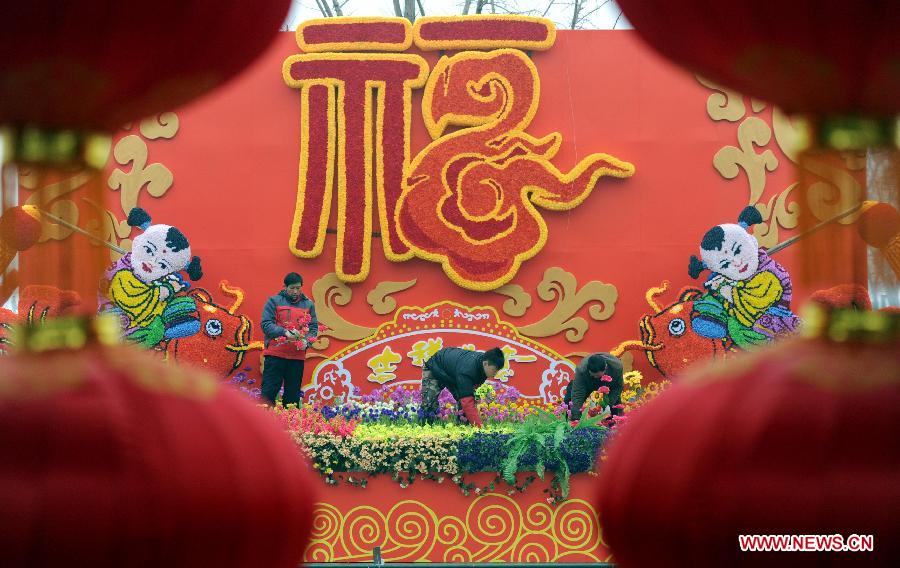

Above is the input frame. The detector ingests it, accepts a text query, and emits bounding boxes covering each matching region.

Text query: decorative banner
[305,301,575,403]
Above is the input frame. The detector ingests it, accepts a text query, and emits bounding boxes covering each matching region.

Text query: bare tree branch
[570,0,581,29]
[579,4,605,23]
[463,0,473,15]
[393,0,403,17]
[404,0,416,22]
[330,0,344,16]
[416,0,425,16]
[314,0,333,17]
[541,0,557,18]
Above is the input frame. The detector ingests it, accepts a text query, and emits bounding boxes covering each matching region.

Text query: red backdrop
[18,30,864,387]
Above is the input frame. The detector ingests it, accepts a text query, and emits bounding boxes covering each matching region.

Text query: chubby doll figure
[99,208,202,347]
[688,206,799,349]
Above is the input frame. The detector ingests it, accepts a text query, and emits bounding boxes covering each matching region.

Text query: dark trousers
[261,356,305,406]
[420,369,440,423]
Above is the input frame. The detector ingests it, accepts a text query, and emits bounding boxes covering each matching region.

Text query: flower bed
[259,371,668,503]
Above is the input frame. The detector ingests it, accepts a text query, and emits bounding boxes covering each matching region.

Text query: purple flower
[437,388,457,406]
[496,385,521,404]
[390,387,411,405]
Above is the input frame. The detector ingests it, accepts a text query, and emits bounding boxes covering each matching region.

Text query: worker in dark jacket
[260,272,318,406]
[420,347,505,426]
[564,352,624,421]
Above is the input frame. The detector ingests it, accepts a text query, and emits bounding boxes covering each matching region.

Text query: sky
[283,0,631,30]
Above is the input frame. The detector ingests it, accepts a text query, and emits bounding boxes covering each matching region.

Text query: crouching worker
[420,347,505,427]
[564,352,624,422]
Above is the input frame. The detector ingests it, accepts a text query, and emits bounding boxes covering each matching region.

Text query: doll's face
[700,224,759,282]
[130,225,191,284]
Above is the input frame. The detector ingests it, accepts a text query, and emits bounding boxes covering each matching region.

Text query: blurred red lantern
[0,0,292,300]
[615,0,900,118]
[0,0,291,134]
[595,319,899,567]
[0,5,318,565]
[857,201,900,278]
[0,205,41,274]
[0,337,317,567]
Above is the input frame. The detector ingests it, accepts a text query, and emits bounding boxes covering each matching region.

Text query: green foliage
[499,409,603,500]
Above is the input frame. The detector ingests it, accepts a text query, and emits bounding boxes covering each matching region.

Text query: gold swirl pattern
[304,541,335,563]
[553,498,601,551]
[45,113,181,259]
[84,205,133,261]
[696,76,747,123]
[311,273,376,345]
[524,501,552,532]
[139,112,180,140]
[518,267,618,342]
[754,183,800,249]
[22,170,93,242]
[107,134,174,216]
[802,156,863,224]
[304,491,610,562]
[516,535,557,563]
[310,503,342,541]
[467,495,522,557]
[494,283,534,317]
[436,515,466,545]
[366,279,417,315]
[444,546,473,563]
[383,501,438,560]
[700,79,865,247]
[341,506,387,558]
[713,116,779,205]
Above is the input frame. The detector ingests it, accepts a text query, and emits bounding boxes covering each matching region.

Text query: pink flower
[598,386,610,394]
[600,375,613,382]
[613,404,625,409]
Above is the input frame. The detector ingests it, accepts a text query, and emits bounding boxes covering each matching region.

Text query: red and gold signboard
[306,301,575,403]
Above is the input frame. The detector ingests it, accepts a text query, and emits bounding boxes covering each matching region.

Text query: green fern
[496,407,609,501]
